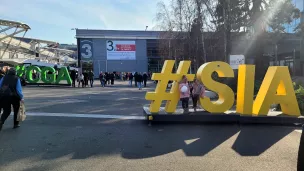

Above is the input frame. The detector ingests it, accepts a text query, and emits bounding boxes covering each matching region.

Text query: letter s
[197,61,234,113]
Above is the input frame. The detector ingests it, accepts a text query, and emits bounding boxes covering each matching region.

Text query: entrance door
[81,60,93,73]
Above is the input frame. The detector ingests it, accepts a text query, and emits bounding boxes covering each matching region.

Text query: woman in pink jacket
[191,79,205,112]
[179,75,190,114]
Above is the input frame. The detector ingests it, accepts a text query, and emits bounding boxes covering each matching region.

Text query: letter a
[253,66,300,116]
[56,67,72,85]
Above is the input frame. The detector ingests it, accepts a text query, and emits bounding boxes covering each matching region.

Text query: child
[179,75,190,114]
[191,79,205,112]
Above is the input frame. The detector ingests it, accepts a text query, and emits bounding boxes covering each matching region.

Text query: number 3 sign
[80,39,93,60]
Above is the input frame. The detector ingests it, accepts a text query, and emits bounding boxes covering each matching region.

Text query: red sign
[116,44,136,51]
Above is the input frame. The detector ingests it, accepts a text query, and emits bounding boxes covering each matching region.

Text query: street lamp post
[275,44,278,66]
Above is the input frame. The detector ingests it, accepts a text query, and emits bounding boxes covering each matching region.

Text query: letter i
[236,65,255,115]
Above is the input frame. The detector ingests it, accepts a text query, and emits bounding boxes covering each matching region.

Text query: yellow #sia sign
[145,60,300,116]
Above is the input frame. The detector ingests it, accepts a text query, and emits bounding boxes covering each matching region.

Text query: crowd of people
[123,72,149,90]
[98,72,116,87]
[69,70,151,89]
[70,70,96,88]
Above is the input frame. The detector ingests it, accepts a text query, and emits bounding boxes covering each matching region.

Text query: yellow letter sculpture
[197,61,235,113]
[253,66,300,116]
[145,60,195,113]
[146,60,301,116]
[236,65,255,115]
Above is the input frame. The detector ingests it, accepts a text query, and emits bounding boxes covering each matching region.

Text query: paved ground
[0,81,302,171]
[23,81,154,115]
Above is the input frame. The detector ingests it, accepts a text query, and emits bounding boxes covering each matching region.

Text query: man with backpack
[0,68,24,131]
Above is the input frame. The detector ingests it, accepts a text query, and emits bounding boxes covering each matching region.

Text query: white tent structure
[0,19,77,68]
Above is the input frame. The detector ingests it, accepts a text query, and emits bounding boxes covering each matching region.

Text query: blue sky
[294,0,303,11]
[0,0,303,44]
[0,0,162,44]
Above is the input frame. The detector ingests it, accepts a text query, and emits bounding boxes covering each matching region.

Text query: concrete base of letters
[143,105,304,126]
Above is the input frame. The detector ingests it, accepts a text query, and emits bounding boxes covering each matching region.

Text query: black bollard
[297,125,304,171]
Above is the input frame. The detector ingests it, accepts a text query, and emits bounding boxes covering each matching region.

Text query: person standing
[110,72,115,85]
[191,79,205,112]
[298,125,304,171]
[83,72,89,87]
[78,72,84,88]
[179,75,190,114]
[0,69,5,115]
[88,70,94,87]
[99,72,105,87]
[134,72,138,87]
[143,72,148,87]
[123,73,126,81]
[0,70,4,81]
[70,69,76,87]
[105,72,110,85]
[129,73,133,86]
[0,68,24,131]
[137,73,143,90]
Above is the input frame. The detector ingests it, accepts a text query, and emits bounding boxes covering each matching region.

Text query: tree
[155,0,214,72]
[212,0,300,78]
[248,0,300,78]
[213,0,249,61]
[155,0,301,77]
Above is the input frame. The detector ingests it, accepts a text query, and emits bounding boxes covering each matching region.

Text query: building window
[147,39,160,57]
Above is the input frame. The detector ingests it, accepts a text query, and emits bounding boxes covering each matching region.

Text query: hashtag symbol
[145,60,195,113]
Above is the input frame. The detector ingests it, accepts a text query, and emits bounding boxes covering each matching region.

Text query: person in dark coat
[298,125,304,170]
[129,73,133,86]
[137,73,143,90]
[0,69,4,114]
[143,72,148,87]
[134,72,138,87]
[99,72,105,87]
[88,70,94,87]
[70,69,76,87]
[105,72,110,85]
[110,72,115,85]
[0,70,4,80]
[0,68,24,130]
[83,72,89,87]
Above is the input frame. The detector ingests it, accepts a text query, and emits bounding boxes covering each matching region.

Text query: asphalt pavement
[23,81,154,115]
[0,81,302,171]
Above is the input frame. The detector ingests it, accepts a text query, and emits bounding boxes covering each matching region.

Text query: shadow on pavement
[0,117,297,167]
[232,126,295,156]
[122,124,240,158]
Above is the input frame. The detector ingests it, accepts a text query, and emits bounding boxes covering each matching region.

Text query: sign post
[229,55,245,69]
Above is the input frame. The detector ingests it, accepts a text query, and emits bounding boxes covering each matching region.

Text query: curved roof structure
[0,19,30,30]
[0,19,76,66]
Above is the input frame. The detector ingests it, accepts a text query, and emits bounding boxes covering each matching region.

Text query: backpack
[0,84,13,100]
[0,75,18,100]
